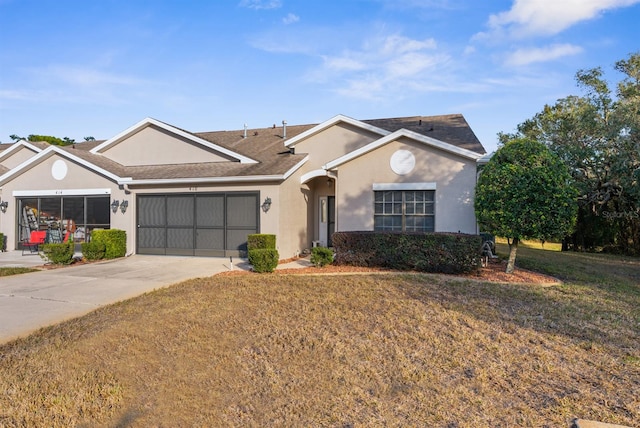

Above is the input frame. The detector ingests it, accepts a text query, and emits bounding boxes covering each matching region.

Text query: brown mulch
[219,258,561,285]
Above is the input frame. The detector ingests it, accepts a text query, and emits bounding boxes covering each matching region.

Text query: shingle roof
[3,114,485,182]
[363,114,485,154]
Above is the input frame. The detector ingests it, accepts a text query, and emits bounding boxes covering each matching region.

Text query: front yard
[0,246,638,426]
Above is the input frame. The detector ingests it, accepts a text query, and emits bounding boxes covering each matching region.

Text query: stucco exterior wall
[291,123,381,169]
[335,138,478,234]
[100,125,232,166]
[0,146,39,170]
[276,169,312,258]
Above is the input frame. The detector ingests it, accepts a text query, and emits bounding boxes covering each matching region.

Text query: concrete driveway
[0,252,247,343]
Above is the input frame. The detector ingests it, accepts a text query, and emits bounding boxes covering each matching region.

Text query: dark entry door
[327,196,335,247]
[137,192,258,257]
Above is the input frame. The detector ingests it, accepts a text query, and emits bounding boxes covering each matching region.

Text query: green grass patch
[0,249,638,426]
[0,267,39,277]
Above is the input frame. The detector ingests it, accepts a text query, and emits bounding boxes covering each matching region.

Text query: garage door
[137,192,259,257]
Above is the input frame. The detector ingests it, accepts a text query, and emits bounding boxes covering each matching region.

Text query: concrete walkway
[0,251,252,343]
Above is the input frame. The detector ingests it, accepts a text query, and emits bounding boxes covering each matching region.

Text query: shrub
[0,232,5,252]
[247,234,276,250]
[40,240,74,265]
[310,246,333,267]
[82,241,106,261]
[91,229,126,259]
[248,248,279,273]
[332,231,482,274]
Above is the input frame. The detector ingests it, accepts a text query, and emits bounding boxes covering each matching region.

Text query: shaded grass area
[0,267,39,277]
[0,250,639,427]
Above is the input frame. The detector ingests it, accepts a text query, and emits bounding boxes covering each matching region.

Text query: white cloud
[282,13,299,25]
[480,0,640,38]
[312,34,449,99]
[323,55,366,72]
[380,35,437,55]
[239,0,282,10]
[504,43,584,66]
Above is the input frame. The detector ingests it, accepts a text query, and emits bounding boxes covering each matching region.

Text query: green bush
[247,234,276,250]
[92,229,126,259]
[248,248,279,273]
[0,232,5,252]
[82,241,106,261]
[332,231,482,274]
[310,246,333,267]
[40,240,74,265]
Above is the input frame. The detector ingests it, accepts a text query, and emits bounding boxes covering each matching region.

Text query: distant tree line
[499,52,640,255]
[9,135,95,145]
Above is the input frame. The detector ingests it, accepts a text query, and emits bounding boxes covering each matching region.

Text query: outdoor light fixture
[261,197,272,213]
[111,199,120,213]
[120,200,128,213]
[0,200,7,213]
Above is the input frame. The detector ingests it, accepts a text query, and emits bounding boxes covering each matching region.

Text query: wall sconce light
[0,200,7,213]
[261,197,272,213]
[120,200,128,213]
[111,199,120,213]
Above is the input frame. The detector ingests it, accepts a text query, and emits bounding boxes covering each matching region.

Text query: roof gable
[283,114,391,149]
[0,145,128,186]
[324,128,484,171]
[0,140,43,161]
[90,117,258,165]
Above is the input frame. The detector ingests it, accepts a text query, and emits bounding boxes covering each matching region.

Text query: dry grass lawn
[0,247,638,427]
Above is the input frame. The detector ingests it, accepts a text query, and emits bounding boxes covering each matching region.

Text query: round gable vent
[51,159,68,180]
[390,150,415,175]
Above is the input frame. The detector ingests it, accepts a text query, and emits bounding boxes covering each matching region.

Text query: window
[374,190,435,232]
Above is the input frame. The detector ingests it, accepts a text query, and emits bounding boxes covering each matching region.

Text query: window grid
[374,190,434,232]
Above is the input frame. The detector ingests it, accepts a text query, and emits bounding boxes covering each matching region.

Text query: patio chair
[22,230,47,255]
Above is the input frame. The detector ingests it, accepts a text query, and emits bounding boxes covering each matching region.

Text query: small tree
[475,138,578,273]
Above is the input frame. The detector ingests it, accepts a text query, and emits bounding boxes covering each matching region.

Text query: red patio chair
[22,230,47,255]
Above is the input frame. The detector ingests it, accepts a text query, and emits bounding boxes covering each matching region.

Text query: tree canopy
[475,138,578,273]
[500,52,640,255]
[9,134,75,146]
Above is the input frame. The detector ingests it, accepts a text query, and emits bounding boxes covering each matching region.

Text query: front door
[318,196,335,247]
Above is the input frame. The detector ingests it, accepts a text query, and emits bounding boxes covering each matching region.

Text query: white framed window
[374,190,435,232]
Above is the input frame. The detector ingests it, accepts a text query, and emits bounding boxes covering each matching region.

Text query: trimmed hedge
[247,234,276,250]
[332,231,482,274]
[0,232,5,252]
[247,234,279,273]
[91,229,126,259]
[82,241,106,261]
[248,248,279,273]
[310,246,333,267]
[40,240,74,265]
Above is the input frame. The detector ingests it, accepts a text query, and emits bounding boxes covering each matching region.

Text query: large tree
[501,52,640,254]
[475,138,578,273]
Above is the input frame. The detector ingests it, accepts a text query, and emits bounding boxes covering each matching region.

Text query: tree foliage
[7,134,75,146]
[475,138,578,273]
[501,52,640,255]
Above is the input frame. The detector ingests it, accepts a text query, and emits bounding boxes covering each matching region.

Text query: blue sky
[1,0,638,153]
